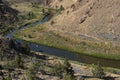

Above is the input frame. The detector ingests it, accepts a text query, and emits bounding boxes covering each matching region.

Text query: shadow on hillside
[26,52,47,60]
[80,75,117,80]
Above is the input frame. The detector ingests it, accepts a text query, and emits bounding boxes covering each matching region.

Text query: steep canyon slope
[47,0,120,42]
[11,0,120,58]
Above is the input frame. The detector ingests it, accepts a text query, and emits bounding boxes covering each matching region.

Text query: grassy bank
[13,24,120,60]
[34,51,120,74]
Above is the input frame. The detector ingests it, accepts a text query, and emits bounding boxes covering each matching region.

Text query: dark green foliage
[28,12,36,19]
[4,61,13,71]
[50,20,55,25]
[28,34,32,38]
[52,61,63,76]
[12,55,23,68]
[32,3,39,8]
[22,41,30,54]
[52,59,75,80]
[92,64,105,78]
[31,57,39,71]
[6,74,12,80]
[9,39,16,49]
[42,8,45,14]
[60,5,64,11]
[56,5,64,14]
[63,71,73,80]
[26,68,37,80]
[4,55,24,70]
[63,59,75,79]
[26,58,38,80]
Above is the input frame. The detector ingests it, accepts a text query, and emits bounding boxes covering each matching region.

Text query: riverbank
[14,25,120,60]
[0,36,120,80]
[33,51,120,80]
[12,0,120,61]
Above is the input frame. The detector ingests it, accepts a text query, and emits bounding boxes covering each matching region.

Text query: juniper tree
[92,64,105,78]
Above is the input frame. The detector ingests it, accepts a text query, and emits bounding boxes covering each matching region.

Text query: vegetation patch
[14,25,120,60]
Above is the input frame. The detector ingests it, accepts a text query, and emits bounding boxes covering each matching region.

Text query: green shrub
[4,61,13,71]
[42,8,45,14]
[63,71,73,80]
[60,5,64,11]
[25,57,39,80]
[4,55,24,69]
[63,59,74,78]
[56,5,65,14]
[28,34,32,38]
[6,74,12,80]
[22,41,30,54]
[32,3,39,8]
[26,67,37,80]
[92,64,105,78]
[52,59,75,79]
[28,12,36,19]
[12,55,23,68]
[52,61,63,76]
[31,57,39,70]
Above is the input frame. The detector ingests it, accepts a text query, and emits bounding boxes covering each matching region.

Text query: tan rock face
[47,0,120,42]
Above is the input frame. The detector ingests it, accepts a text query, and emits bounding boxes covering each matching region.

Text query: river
[6,16,120,69]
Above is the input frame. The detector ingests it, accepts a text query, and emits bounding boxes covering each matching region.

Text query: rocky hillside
[45,0,120,42]
[0,0,18,31]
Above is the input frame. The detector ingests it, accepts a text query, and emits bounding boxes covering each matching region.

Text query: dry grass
[14,24,120,60]
[14,0,120,60]
[47,0,120,42]
[10,3,31,13]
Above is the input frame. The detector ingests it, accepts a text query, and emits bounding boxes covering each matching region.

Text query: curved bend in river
[6,16,120,69]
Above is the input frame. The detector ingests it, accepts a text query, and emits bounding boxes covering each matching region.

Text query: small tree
[26,68,37,80]
[60,5,64,11]
[28,12,36,19]
[52,61,63,76]
[63,59,74,78]
[52,59,75,79]
[63,71,73,80]
[22,41,30,54]
[42,8,45,14]
[4,61,12,71]
[6,74,12,80]
[92,64,105,78]
[57,5,65,14]
[31,57,39,71]
[12,55,23,68]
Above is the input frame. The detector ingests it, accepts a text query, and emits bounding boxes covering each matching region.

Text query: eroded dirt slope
[46,0,120,42]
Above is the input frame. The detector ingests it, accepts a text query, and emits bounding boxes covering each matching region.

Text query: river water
[6,16,120,69]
